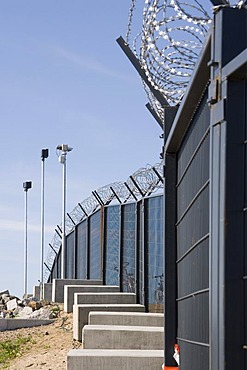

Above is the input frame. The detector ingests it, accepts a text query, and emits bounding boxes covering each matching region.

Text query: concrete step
[74,292,136,306]
[82,324,164,350]
[73,304,145,341]
[64,285,120,313]
[88,311,164,327]
[52,279,102,303]
[67,349,164,370]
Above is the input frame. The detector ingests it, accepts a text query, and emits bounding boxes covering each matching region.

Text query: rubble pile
[0,289,58,320]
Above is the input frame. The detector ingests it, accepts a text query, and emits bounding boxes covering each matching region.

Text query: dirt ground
[0,307,81,369]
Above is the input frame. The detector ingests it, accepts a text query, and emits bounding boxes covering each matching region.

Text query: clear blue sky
[0,1,163,298]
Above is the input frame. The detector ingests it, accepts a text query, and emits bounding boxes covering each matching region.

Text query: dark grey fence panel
[50,258,57,281]
[76,219,87,279]
[57,250,61,280]
[66,231,75,279]
[88,210,101,280]
[179,341,209,370]
[245,79,247,365]
[176,93,210,367]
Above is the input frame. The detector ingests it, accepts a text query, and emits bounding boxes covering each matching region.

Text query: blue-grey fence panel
[104,205,120,286]
[76,220,87,279]
[89,210,101,280]
[137,201,144,305]
[146,195,164,312]
[121,203,136,293]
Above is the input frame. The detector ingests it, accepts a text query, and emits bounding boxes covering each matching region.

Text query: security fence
[47,195,163,312]
[46,163,164,313]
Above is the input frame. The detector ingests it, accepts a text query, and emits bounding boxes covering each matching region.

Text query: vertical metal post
[40,149,49,300]
[23,181,32,298]
[143,199,149,312]
[57,144,73,279]
[163,107,178,367]
[61,152,67,279]
[24,190,28,297]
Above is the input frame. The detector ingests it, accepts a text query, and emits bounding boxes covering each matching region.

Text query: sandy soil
[0,308,81,369]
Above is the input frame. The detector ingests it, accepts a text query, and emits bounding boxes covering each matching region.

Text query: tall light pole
[23,181,32,298]
[56,144,73,279]
[40,149,49,300]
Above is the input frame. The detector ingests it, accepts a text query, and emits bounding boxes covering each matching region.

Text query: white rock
[17,306,33,318]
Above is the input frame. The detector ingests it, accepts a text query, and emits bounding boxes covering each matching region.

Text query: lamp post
[56,144,73,279]
[23,181,32,298]
[40,149,49,300]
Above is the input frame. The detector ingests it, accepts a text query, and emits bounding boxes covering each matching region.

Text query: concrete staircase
[50,279,164,370]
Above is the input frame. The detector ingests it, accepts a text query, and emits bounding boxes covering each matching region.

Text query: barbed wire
[126,0,137,44]
[44,162,163,282]
[125,0,245,120]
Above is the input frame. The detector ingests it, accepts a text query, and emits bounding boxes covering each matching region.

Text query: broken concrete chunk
[6,298,18,311]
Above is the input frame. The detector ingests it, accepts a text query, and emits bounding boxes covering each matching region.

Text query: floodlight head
[41,148,49,160]
[56,144,73,152]
[23,181,32,192]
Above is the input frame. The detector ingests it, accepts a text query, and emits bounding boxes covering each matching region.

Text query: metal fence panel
[88,210,101,280]
[146,195,164,312]
[104,205,120,286]
[66,231,75,279]
[121,203,136,293]
[176,93,210,366]
[76,220,87,279]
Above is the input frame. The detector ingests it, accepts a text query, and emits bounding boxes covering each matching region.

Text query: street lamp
[56,144,73,279]
[40,149,49,300]
[23,181,32,298]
